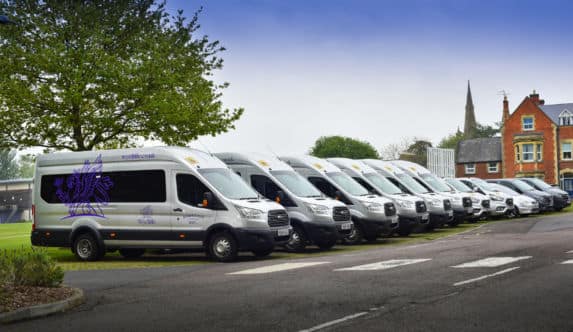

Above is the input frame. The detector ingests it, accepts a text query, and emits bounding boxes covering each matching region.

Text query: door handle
[173,208,183,212]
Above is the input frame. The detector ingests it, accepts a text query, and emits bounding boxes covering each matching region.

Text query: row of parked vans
[30,147,571,262]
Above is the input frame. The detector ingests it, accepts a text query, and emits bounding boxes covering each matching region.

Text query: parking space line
[453,267,520,286]
[228,262,329,275]
[335,258,431,271]
[452,256,531,268]
[566,250,573,254]
[561,260,573,264]
[298,311,368,332]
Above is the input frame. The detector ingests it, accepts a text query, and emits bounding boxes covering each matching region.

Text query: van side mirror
[275,190,285,204]
[202,192,213,208]
[334,190,343,201]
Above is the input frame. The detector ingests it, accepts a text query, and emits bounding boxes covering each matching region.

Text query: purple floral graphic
[55,155,114,219]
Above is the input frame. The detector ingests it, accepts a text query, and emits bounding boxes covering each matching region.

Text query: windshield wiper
[239,197,258,200]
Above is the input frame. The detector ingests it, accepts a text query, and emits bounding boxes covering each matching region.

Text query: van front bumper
[355,216,398,238]
[304,222,351,246]
[235,227,291,252]
[429,210,454,228]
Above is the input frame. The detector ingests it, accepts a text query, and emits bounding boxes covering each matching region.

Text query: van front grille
[462,197,472,208]
[268,210,289,227]
[415,201,427,213]
[505,198,514,206]
[333,206,351,221]
[444,200,452,211]
[481,200,490,208]
[384,203,397,217]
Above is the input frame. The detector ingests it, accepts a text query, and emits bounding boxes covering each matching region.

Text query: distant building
[501,91,573,192]
[455,137,502,179]
[0,178,33,223]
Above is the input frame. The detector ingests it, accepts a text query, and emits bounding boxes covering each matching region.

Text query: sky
[166,0,573,155]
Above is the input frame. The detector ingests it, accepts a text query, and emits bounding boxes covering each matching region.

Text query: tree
[18,154,36,178]
[379,137,417,160]
[0,1,243,151]
[438,129,464,150]
[0,149,19,180]
[400,140,432,166]
[438,122,500,152]
[309,136,380,159]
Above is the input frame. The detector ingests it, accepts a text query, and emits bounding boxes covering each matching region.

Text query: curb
[0,287,84,324]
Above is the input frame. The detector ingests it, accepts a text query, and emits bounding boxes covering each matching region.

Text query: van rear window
[41,170,166,203]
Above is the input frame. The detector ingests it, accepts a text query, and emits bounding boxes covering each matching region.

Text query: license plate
[448,210,453,217]
[421,213,429,221]
[277,228,290,237]
[341,223,352,230]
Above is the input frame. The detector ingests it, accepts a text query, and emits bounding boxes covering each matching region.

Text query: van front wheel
[208,231,238,262]
[73,233,104,261]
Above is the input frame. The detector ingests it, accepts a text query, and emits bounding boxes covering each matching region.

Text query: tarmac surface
[6,213,573,332]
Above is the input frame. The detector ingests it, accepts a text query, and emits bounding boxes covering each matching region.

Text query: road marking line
[228,262,329,275]
[298,312,368,332]
[335,258,431,271]
[452,256,531,268]
[561,259,573,264]
[453,267,520,286]
[566,250,573,254]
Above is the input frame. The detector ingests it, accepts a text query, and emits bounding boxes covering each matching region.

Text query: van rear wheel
[208,231,238,262]
[119,249,145,258]
[343,225,363,245]
[73,233,104,261]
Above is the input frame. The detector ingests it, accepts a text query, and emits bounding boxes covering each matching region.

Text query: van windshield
[271,170,322,198]
[525,178,552,190]
[445,179,473,193]
[471,178,495,191]
[199,168,259,200]
[364,172,403,195]
[513,179,535,192]
[327,172,369,196]
[491,184,518,196]
[420,173,452,193]
[397,173,430,194]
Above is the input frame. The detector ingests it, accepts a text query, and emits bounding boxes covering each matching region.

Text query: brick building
[501,91,573,192]
[455,137,502,179]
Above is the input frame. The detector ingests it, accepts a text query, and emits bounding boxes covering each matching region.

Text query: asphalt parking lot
[5,213,573,332]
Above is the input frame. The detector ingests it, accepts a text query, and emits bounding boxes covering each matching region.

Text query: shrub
[0,248,64,288]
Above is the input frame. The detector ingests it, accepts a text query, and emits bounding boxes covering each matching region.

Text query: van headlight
[429,199,442,207]
[235,206,265,221]
[397,200,414,208]
[363,202,383,212]
[490,194,504,201]
[305,203,330,216]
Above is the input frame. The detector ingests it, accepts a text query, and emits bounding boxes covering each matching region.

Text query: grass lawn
[1,205,570,271]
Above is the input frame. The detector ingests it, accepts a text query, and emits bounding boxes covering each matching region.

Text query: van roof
[362,159,405,176]
[279,155,341,173]
[327,158,377,175]
[215,152,292,172]
[391,160,431,176]
[36,146,226,169]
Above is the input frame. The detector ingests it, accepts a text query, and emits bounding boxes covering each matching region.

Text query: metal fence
[427,147,455,178]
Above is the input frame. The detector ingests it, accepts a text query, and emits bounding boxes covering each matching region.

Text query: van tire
[119,249,145,258]
[73,233,104,261]
[343,224,363,245]
[284,226,306,252]
[208,231,238,262]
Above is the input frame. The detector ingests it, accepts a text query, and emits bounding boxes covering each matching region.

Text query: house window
[563,143,572,160]
[515,145,521,162]
[536,143,543,161]
[522,143,534,161]
[522,117,534,131]
[487,162,499,173]
[465,163,476,174]
[559,110,573,126]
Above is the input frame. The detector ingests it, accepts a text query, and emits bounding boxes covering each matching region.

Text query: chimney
[529,90,540,105]
[502,95,510,124]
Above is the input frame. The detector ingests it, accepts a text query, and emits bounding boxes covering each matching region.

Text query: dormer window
[559,109,573,126]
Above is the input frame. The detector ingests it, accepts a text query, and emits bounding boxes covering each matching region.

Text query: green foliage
[400,140,432,166]
[0,1,243,151]
[476,122,500,138]
[310,136,380,159]
[438,130,464,150]
[0,248,64,287]
[0,149,19,180]
[18,154,35,178]
[439,122,500,152]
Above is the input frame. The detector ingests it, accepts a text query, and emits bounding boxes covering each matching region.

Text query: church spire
[464,80,477,138]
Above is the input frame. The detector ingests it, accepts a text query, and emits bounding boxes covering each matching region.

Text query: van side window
[307,177,352,205]
[41,170,166,203]
[250,175,295,207]
[176,174,212,208]
[353,177,378,194]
